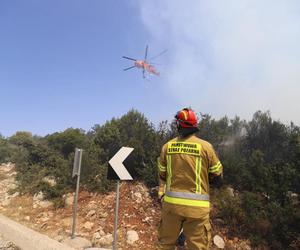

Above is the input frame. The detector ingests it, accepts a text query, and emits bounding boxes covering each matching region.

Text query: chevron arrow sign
[108,147,134,180]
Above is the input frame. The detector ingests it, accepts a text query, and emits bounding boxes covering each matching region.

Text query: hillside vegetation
[0,110,299,249]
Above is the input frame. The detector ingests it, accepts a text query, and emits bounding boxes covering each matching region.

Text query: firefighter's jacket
[158,178,166,199]
[157,134,223,218]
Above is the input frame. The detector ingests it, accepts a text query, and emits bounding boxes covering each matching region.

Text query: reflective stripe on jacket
[158,135,222,209]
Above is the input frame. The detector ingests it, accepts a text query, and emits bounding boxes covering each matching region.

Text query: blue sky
[1,1,300,137]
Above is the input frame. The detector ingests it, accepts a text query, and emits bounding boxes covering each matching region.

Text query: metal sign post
[108,147,134,250]
[71,148,83,239]
[113,180,120,250]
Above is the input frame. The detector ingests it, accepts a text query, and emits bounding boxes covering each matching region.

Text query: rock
[97,234,113,247]
[62,217,72,227]
[63,237,92,249]
[40,222,48,229]
[98,218,107,227]
[97,228,106,237]
[136,183,147,193]
[54,235,64,242]
[0,238,19,250]
[99,211,108,218]
[92,232,103,245]
[287,191,299,205]
[238,241,251,250]
[126,230,139,245]
[8,183,17,190]
[213,235,225,249]
[83,221,94,230]
[142,216,152,223]
[86,210,96,218]
[226,187,235,197]
[79,232,89,237]
[87,201,98,210]
[132,192,143,203]
[0,163,14,172]
[33,191,45,201]
[47,211,54,217]
[38,200,53,208]
[92,232,101,240]
[65,194,74,206]
[37,212,48,218]
[10,192,19,198]
[24,216,30,221]
[40,217,49,222]
[1,199,11,206]
[42,176,57,187]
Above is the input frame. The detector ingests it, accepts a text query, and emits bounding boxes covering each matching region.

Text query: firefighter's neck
[178,127,198,138]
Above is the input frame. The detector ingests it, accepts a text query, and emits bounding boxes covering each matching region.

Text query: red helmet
[175,108,198,128]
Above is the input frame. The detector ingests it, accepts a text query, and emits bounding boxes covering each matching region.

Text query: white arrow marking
[109,147,134,180]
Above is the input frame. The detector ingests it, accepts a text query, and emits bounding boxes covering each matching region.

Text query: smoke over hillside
[138,0,300,124]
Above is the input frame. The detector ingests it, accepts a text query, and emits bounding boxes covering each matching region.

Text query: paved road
[0,214,75,250]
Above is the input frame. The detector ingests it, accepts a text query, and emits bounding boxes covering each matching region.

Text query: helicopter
[123,45,166,79]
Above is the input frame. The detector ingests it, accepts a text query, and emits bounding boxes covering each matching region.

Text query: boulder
[97,234,113,247]
[83,221,94,230]
[213,235,225,249]
[126,230,139,245]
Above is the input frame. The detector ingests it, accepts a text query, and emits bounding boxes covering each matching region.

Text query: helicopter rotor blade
[123,65,136,71]
[149,49,167,61]
[144,45,148,61]
[122,56,137,61]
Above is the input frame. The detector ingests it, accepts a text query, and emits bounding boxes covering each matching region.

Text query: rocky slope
[0,163,253,250]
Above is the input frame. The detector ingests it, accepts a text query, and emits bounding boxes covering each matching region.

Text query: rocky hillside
[0,163,253,250]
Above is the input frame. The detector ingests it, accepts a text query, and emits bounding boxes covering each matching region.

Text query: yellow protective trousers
[157,205,211,250]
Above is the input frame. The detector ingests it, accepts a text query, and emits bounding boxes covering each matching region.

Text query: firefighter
[158,179,186,250]
[157,108,223,250]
